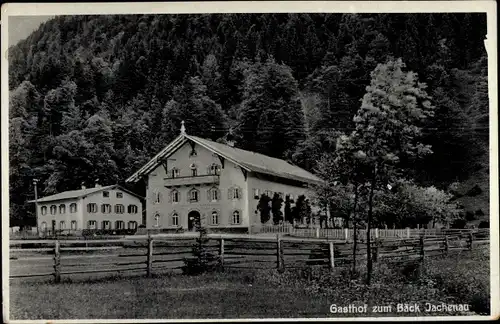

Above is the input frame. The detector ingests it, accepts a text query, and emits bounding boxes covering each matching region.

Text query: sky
[8,16,54,47]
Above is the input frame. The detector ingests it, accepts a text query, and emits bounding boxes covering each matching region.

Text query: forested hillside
[8,13,489,227]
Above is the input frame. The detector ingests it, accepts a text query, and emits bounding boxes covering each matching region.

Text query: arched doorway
[188,210,201,231]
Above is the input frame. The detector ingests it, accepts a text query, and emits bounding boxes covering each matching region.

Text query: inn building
[125,122,325,233]
[28,184,144,233]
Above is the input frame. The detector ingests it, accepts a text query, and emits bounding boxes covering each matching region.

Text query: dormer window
[171,168,180,178]
[189,149,197,157]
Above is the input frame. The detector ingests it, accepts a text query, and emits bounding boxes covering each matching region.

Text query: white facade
[36,186,143,232]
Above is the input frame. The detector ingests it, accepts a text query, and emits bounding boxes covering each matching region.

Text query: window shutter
[228,188,233,200]
[207,189,211,201]
[168,191,172,203]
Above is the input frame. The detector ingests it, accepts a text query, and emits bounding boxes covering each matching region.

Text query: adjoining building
[28,184,144,234]
[126,122,325,233]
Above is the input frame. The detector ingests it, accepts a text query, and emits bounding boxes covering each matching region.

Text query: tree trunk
[366,170,376,285]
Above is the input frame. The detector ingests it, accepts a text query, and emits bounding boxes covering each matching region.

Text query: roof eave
[186,135,252,172]
[126,135,186,183]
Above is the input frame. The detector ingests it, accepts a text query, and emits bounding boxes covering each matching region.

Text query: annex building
[29,184,143,233]
[126,122,324,233]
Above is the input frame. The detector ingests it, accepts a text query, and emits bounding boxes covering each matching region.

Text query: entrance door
[51,220,56,234]
[188,211,201,231]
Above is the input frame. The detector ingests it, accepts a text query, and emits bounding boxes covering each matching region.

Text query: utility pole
[33,179,39,235]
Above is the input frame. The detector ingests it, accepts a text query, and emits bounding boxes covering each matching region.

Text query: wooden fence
[9,231,489,283]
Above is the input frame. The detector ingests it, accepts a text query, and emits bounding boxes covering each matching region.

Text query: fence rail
[9,231,489,283]
[251,224,490,240]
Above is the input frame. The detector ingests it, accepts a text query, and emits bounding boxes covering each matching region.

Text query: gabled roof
[126,133,324,186]
[28,184,144,203]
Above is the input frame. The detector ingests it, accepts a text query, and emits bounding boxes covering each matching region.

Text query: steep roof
[28,185,143,203]
[126,133,324,185]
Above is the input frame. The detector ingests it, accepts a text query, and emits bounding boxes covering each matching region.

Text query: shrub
[181,226,221,275]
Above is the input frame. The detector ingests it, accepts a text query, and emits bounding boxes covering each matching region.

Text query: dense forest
[8,13,489,228]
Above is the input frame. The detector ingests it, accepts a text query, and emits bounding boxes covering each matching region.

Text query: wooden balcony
[164,174,220,187]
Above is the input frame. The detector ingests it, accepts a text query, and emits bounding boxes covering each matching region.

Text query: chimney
[180,120,186,135]
[227,140,235,147]
[81,182,86,190]
[95,179,101,188]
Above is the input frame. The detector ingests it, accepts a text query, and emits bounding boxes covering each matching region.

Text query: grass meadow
[9,246,489,319]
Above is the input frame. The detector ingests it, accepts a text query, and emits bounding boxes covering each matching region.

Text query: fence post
[328,242,335,269]
[219,238,225,271]
[419,235,425,268]
[444,235,449,255]
[468,232,473,250]
[316,227,320,238]
[276,234,284,271]
[373,238,379,263]
[344,228,349,242]
[146,235,154,278]
[53,240,61,283]
[375,228,379,239]
[406,227,410,238]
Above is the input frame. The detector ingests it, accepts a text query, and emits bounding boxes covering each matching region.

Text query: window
[128,221,138,230]
[265,190,272,197]
[115,204,124,214]
[59,204,66,214]
[41,222,47,231]
[232,210,241,225]
[211,211,219,225]
[209,164,221,175]
[87,220,97,229]
[41,206,47,215]
[70,203,77,213]
[190,149,197,157]
[87,203,98,213]
[128,205,138,213]
[115,220,124,229]
[50,205,57,215]
[229,187,242,200]
[278,192,284,199]
[253,188,260,199]
[101,204,111,213]
[102,220,111,229]
[289,194,294,202]
[172,213,179,226]
[153,190,162,204]
[103,191,109,198]
[171,168,180,178]
[71,221,77,230]
[208,187,219,201]
[190,164,198,177]
[189,188,199,202]
[59,221,66,230]
[116,192,123,198]
[170,190,179,203]
[154,213,160,227]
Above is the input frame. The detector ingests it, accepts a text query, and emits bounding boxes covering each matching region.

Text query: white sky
[8,15,53,47]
